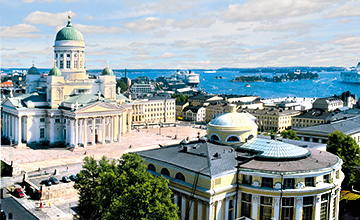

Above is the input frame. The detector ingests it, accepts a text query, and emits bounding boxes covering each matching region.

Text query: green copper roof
[49,66,62,76]
[55,19,84,41]
[28,65,40,75]
[101,65,114,75]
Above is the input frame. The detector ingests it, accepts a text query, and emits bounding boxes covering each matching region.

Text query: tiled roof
[137,141,237,177]
[294,116,360,135]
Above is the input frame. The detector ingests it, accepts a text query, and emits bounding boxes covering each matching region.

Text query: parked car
[14,188,24,198]
[62,176,71,183]
[41,179,52,186]
[49,177,59,184]
[69,174,78,181]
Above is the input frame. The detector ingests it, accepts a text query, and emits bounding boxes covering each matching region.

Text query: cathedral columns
[75,118,78,147]
[251,195,259,220]
[118,115,121,142]
[49,117,55,145]
[110,116,114,143]
[102,117,105,144]
[84,118,88,146]
[92,118,95,145]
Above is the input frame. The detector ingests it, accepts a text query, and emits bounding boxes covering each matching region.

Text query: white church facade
[1,16,133,147]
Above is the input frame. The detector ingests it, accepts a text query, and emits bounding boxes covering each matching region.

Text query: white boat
[174,70,200,86]
[340,62,360,84]
[204,69,216,73]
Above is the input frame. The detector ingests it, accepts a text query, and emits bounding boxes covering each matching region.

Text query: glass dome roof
[240,138,311,160]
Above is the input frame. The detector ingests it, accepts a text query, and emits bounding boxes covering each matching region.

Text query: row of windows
[241,193,315,220]
[242,174,332,189]
[148,164,185,182]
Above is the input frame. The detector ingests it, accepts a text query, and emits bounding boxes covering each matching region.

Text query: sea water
[110,69,360,99]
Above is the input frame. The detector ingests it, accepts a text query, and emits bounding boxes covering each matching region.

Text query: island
[230,71,319,82]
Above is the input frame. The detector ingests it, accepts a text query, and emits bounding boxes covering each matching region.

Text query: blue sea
[108,69,360,99]
[3,68,360,99]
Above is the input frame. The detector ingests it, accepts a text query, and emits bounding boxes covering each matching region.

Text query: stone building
[138,105,344,220]
[1,16,132,147]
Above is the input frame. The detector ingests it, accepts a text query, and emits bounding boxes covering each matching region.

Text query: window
[228,198,234,220]
[260,196,272,220]
[320,193,329,220]
[242,174,252,185]
[60,61,63,68]
[262,177,273,188]
[305,177,315,187]
[303,196,314,220]
[40,128,45,138]
[40,118,45,122]
[161,168,170,176]
[66,60,71,68]
[60,54,63,58]
[55,54,58,58]
[281,198,294,220]
[323,174,330,183]
[55,119,61,123]
[74,60,78,68]
[147,164,156,172]
[175,172,185,182]
[241,193,251,218]
[283,178,295,189]
[210,134,220,141]
[67,54,70,57]
[226,135,240,142]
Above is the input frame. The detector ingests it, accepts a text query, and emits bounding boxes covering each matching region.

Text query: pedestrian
[49,201,51,208]
[40,201,43,209]
[66,166,69,172]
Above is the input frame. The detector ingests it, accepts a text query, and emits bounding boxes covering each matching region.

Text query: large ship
[340,62,360,84]
[174,69,200,87]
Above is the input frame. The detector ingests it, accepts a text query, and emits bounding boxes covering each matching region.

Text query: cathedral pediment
[75,101,123,114]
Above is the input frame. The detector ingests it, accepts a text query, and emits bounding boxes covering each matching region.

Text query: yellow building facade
[138,104,344,220]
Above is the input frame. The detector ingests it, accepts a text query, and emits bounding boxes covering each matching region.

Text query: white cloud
[222,0,330,22]
[74,24,124,34]
[23,0,54,3]
[124,17,166,33]
[326,4,360,18]
[254,22,317,35]
[159,52,176,59]
[0,24,40,38]
[23,11,75,27]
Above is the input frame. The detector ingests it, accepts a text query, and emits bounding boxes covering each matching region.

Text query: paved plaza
[1,125,207,173]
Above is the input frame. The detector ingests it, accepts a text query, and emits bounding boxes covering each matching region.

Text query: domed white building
[138,105,344,220]
[2,16,133,147]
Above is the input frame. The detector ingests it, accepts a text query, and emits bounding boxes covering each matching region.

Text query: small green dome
[55,17,84,41]
[28,65,40,75]
[49,66,62,76]
[101,65,114,75]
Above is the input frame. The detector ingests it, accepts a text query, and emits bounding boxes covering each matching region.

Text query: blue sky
[1,0,360,69]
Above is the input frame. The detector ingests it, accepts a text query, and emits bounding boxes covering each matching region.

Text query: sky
[1,0,360,69]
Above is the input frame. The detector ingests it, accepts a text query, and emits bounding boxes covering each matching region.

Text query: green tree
[116,80,128,93]
[74,153,179,220]
[327,130,360,187]
[280,129,300,140]
[171,93,189,102]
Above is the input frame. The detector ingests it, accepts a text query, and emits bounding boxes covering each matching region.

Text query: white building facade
[1,16,132,147]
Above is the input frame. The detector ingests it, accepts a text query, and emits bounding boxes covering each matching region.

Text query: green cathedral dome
[55,16,84,41]
[101,65,114,75]
[28,65,40,75]
[49,65,62,76]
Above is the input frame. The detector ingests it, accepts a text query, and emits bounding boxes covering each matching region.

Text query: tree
[327,130,360,187]
[171,93,189,103]
[280,129,300,140]
[74,153,179,220]
[116,80,128,93]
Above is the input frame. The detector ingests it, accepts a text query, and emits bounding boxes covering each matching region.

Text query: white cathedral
[1,16,133,147]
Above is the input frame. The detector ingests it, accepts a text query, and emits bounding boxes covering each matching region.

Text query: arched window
[161,168,170,176]
[226,135,240,142]
[148,164,156,172]
[210,134,220,141]
[175,172,185,182]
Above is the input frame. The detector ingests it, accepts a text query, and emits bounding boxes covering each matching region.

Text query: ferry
[174,70,200,87]
[340,62,360,84]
